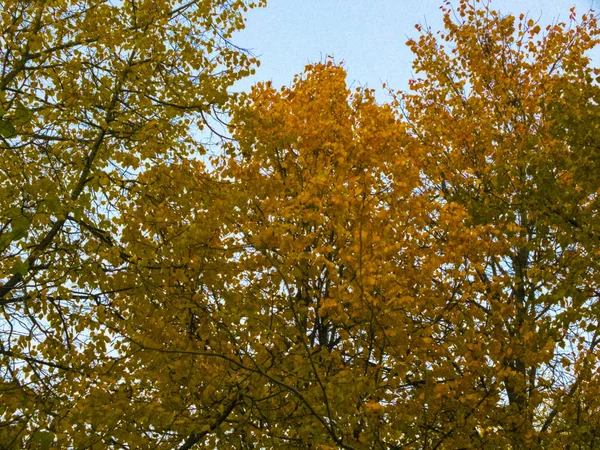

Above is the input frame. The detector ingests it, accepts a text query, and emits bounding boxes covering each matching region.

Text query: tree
[106,60,439,449]
[400,0,600,447]
[215,62,441,448]
[163,2,600,447]
[0,0,263,447]
[3,0,600,448]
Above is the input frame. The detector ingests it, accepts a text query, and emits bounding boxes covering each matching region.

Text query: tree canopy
[0,0,263,447]
[2,0,600,448]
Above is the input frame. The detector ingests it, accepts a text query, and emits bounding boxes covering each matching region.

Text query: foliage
[0,0,263,447]
[2,0,600,448]
[400,1,600,446]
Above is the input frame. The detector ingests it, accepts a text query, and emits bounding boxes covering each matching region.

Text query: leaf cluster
[2,0,600,449]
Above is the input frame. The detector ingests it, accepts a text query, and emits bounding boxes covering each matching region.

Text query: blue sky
[233,0,599,97]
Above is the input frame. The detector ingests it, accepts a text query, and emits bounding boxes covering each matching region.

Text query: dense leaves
[401,2,600,446]
[2,0,600,448]
[0,0,263,447]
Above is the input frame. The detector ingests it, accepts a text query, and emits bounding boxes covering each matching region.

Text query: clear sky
[233,0,599,97]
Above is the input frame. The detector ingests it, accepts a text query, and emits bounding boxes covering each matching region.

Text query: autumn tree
[214,62,442,448]
[118,59,554,448]
[400,0,600,447]
[102,60,440,449]
[3,0,600,449]
[0,0,263,448]
[152,2,600,447]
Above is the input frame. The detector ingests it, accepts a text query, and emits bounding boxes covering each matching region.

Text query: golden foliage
[2,0,600,448]
[0,0,263,447]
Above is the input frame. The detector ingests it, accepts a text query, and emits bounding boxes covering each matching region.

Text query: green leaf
[0,118,16,138]
[11,260,29,276]
[10,215,30,240]
[31,431,54,450]
[46,196,62,214]
[13,101,33,126]
[73,204,84,221]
